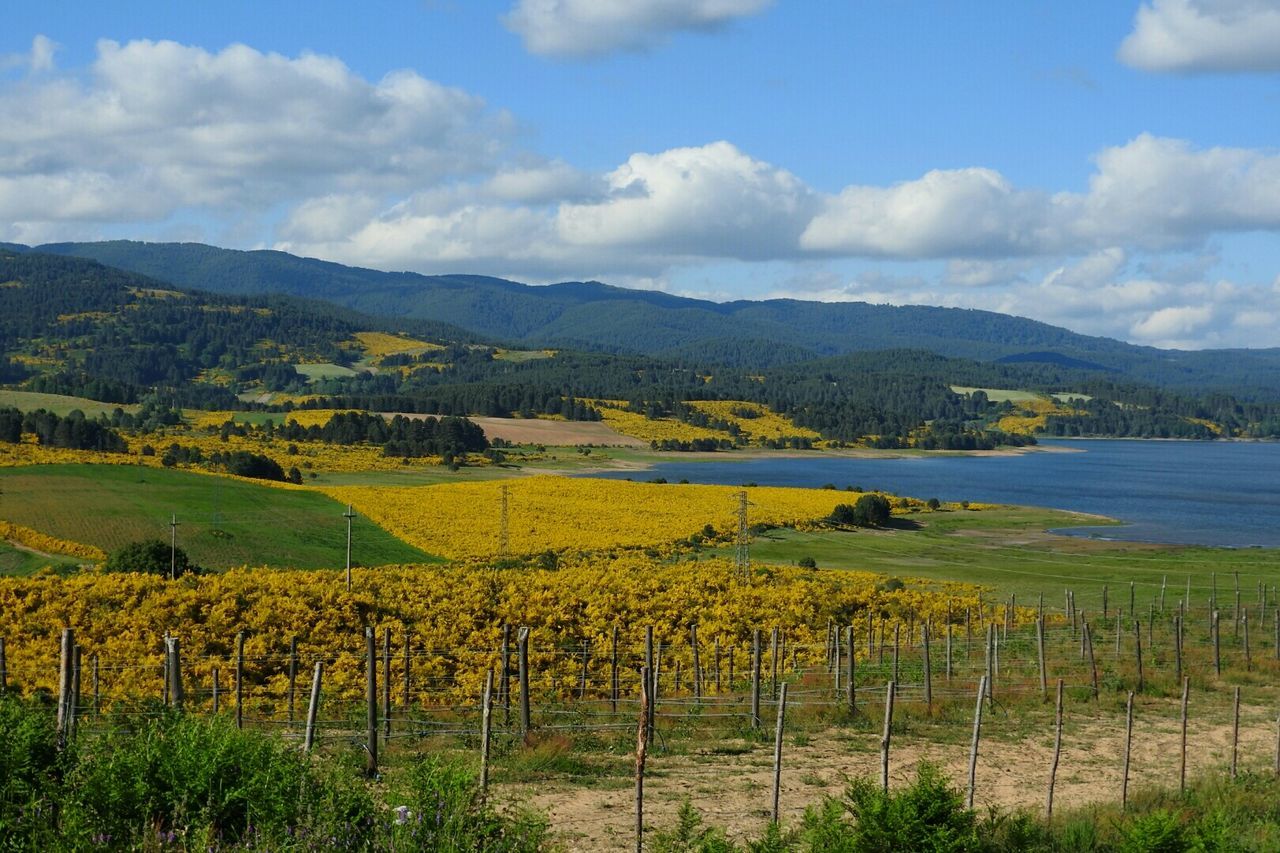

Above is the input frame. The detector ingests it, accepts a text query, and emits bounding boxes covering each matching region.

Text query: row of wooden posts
[14,614,1280,852]
[18,599,1278,756]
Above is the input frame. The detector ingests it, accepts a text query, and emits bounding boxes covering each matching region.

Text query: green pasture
[725,504,1280,610]
[295,362,360,381]
[0,539,79,576]
[0,464,437,573]
[0,389,140,417]
[949,385,1045,403]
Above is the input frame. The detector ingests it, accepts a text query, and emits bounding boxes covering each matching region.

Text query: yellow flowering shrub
[351,331,442,358]
[0,521,106,562]
[0,556,989,708]
[322,476,915,559]
[686,401,822,442]
[587,401,732,444]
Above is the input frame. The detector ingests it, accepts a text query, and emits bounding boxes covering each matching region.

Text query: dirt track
[502,698,1274,851]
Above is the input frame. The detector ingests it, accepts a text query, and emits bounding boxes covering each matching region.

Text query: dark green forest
[3,248,1279,447]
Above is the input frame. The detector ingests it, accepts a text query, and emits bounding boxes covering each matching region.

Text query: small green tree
[830,494,892,527]
[102,539,195,577]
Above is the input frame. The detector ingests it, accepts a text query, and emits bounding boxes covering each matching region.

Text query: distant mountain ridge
[30,240,1280,398]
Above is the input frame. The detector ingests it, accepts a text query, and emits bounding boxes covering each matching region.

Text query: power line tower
[499,484,510,558]
[735,491,751,582]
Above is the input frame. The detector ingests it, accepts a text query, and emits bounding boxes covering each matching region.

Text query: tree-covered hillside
[32,240,1280,398]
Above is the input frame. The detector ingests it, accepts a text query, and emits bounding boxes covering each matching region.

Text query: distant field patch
[950,386,1045,404]
[431,415,646,447]
[0,390,139,417]
[0,465,436,571]
[352,331,442,358]
[493,348,555,363]
[295,362,359,381]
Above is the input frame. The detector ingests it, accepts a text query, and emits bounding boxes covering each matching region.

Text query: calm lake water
[592,440,1280,549]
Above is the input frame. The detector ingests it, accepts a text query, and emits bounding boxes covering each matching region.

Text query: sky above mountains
[4,1,1280,349]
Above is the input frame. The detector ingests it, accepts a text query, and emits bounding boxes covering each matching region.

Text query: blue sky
[3,1,1280,348]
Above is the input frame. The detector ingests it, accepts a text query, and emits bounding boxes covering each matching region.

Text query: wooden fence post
[1179,677,1189,793]
[922,623,932,710]
[365,627,378,778]
[1037,617,1047,700]
[402,631,411,716]
[772,682,788,824]
[234,630,244,730]
[1134,620,1144,693]
[0,636,6,694]
[480,668,494,792]
[91,653,99,717]
[1046,678,1063,818]
[212,666,220,714]
[1212,611,1221,676]
[751,629,762,730]
[56,628,74,749]
[846,625,856,715]
[1174,615,1183,685]
[501,624,511,723]
[881,681,896,794]
[635,666,650,853]
[1122,691,1134,810]
[287,636,299,726]
[1231,686,1241,779]
[382,628,392,739]
[770,627,779,700]
[892,623,900,684]
[166,636,184,710]
[946,622,953,682]
[967,674,987,810]
[611,626,620,713]
[984,625,995,704]
[690,624,702,701]
[304,661,323,753]
[517,626,531,737]
[1244,611,1252,671]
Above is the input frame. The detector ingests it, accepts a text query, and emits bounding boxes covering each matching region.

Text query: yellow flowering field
[188,409,360,429]
[686,400,822,442]
[322,476,917,559]
[351,330,443,359]
[0,556,986,707]
[588,401,732,444]
[0,520,106,562]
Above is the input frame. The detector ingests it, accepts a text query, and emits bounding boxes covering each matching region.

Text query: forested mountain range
[3,247,1278,444]
[22,240,1280,399]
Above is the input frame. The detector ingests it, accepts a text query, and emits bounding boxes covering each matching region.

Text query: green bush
[802,763,979,852]
[0,695,66,842]
[102,539,195,576]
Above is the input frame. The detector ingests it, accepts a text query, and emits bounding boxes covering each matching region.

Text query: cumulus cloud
[556,142,817,258]
[801,168,1054,258]
[503,0,772,58]
[1,34,56,73]
[0,38,502,235]
[1119,0,1280,72]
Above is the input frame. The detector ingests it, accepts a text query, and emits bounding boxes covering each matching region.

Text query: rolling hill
[29,240,1280,398]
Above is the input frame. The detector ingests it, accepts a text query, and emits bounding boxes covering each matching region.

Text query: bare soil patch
[502,699,1275,851]
[388,415,647,447]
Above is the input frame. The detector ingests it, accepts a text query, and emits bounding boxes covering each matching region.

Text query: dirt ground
[392,415,648,447]
[499,698,1276,851]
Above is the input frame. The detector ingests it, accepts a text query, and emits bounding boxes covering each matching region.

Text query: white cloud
[1130,304,1216,345]
[503,0,772,58]
[1,35,56,73]
[0,39,501,233]
[800,168,1054,258]
[556,141,817,258]
[1119,0,1280,72]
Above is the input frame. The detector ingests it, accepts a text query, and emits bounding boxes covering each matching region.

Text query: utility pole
[735,491,750,582]
[344,504,356,591]
[499,484,510,558]
[169,514,180,580]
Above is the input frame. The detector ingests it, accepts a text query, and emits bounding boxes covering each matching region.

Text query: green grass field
[0,540,80,576]
[949,385,1046,403]
[0,465,437,572]
[0,389,140,417]
[719,505,1280,611]
[295,362,360,381]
